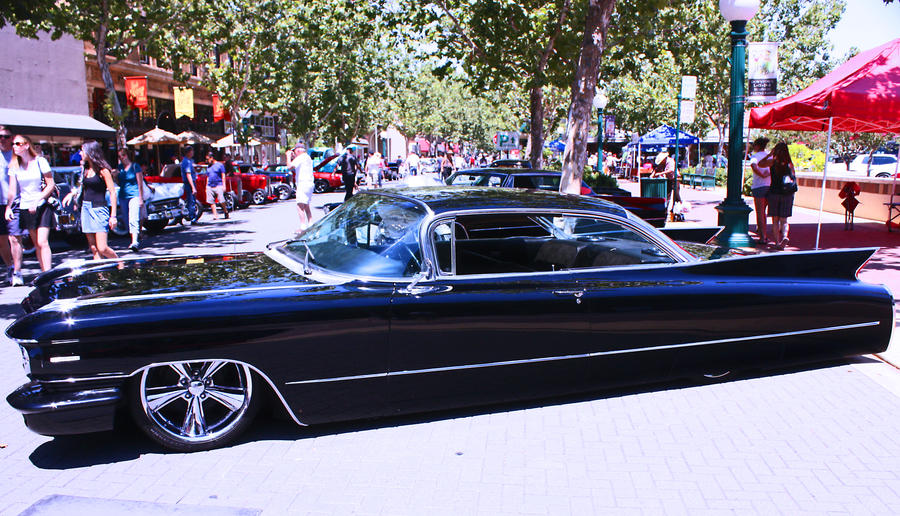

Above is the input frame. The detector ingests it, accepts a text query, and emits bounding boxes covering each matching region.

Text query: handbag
[782,175,798,194]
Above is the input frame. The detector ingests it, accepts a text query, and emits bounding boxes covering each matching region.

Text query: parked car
[230,163,273,205]
[313,154,345,193]
[848,153,899,178]
[7,188,894,452]
[446,169,668,227]
[489,159,532,169]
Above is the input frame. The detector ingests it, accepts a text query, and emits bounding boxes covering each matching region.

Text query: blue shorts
[751,186,770,198]
[81,200,110,234]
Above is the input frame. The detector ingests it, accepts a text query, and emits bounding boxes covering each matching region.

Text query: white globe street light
[718,0,760,22]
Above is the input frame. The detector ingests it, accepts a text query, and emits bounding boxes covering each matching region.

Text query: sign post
[747,42,779,102]
[675,76,697,180]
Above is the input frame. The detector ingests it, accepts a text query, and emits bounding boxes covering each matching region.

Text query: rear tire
[130,360,260,452]
[251,189,267,205]
[224,192,237,212]
[276,184,291,201]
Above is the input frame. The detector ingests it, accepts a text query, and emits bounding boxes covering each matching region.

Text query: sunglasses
[13,142,29,147]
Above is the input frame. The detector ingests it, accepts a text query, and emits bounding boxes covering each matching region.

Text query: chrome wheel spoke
[169,363,191,381]
[205,386,246,412]
[181,395,207,437]
[146,386,186,413]
[201,360,227,382]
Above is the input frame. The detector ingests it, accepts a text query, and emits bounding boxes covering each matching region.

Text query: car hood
[21,252,316,313]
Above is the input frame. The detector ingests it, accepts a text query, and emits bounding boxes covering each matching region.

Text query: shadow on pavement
[0,299,25,320]
[27,356,872,468]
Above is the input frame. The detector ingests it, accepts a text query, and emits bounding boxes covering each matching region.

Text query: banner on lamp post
[174,87,195,119]
[212,94,226,122]
[747,42,779,102]
[124,76,148,109]
[680,75,697,99]
[679,100,695,124]
[604,115,616,140]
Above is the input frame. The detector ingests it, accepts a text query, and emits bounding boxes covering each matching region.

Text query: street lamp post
[714,0,759,248]
[593,91,608,173]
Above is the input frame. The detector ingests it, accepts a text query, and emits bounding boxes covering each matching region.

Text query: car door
[387,212,592,415]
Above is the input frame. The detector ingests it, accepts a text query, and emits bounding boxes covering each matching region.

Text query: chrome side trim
[39,283,318,313]
[286,321,881,385]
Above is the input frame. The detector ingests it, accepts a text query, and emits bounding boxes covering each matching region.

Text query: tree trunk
[559,0,616,194]
[95,0,127,150]
[529,84,544,168]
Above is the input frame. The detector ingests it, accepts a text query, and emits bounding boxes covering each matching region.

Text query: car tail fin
[681,248,879,281]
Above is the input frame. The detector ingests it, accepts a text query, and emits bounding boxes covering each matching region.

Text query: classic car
[6,188,893,452]
[235,163,283,203]
[313,154,345,193]
[447,169,668,227]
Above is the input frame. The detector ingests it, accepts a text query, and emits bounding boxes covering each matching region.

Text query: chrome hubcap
[140,360,252,443]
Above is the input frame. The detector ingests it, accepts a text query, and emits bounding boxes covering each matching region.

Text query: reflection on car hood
[22,252,316,313]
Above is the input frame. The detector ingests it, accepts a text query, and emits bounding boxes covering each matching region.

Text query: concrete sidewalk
[619,178,900,369]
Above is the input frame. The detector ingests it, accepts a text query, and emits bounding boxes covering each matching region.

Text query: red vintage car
[234,163,276,204]
[147,170,246,216]
[313,154,344,193]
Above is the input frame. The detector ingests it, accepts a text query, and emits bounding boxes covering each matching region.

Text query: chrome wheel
[134,360,257,451]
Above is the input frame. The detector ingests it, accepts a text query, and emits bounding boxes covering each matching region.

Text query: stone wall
[796,172,899,223]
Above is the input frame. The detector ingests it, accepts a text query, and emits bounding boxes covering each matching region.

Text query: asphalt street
[1,183,899,515]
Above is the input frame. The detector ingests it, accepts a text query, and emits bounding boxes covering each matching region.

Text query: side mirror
[400,259,434,295]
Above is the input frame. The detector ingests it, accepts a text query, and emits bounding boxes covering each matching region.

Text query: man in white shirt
[406,151,420,176]
[291,141,314,232]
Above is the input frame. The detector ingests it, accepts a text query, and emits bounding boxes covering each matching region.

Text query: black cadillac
[6,187,894,452]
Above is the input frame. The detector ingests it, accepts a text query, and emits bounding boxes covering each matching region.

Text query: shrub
[714,166,752,196]
[583,168,619,190]
[788,143,825,172]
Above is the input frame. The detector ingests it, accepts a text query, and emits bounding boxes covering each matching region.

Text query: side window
[430,213,675,276]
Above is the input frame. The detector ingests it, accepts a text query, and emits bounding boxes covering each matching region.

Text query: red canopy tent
[749,38,900,247]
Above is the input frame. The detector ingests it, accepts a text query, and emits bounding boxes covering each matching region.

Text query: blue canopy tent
[623,125,700,172]
[545,139,566,152]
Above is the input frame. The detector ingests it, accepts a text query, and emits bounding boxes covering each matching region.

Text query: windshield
[448,172,505,187]
[279,194,426,278]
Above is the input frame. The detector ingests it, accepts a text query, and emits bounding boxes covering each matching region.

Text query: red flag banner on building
[124,76,148,109]
[212,94,226,122]
[174,87,195,119]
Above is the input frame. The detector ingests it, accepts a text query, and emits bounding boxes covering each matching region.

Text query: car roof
[455,168,561,176]
[373,186,629,218]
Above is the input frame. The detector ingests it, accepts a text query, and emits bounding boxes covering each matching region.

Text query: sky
[828,0,900,57]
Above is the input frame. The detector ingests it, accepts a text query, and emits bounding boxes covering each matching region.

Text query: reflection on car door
[387,213,594,415]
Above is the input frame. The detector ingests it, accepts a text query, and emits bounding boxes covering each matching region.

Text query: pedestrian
[63,141,118,261]
[407,150,419,176]
[440,153,453,180]
[0,126,17,284]
[338,147,360,201]
[365,151,383,189]
[5,134,55,279]
[748,137,772,244]
[204,151,230,221]
[180,146,199,223]
[651,151,680,214]
[766,142,797,250]
[117,148,146,251]
[452,152,465,172]
[291,140,314,232]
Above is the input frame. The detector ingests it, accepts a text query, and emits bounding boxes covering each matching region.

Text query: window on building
[138,44,150,64]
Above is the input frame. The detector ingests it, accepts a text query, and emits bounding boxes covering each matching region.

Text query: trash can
[640,177,667,198]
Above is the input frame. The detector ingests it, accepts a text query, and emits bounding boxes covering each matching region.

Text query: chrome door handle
[553,290,584,303]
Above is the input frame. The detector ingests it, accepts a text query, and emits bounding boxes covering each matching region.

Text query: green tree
[400,0,587,167]
[2,0,174,148]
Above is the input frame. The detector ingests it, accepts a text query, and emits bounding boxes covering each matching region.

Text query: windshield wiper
[296,239,317,275]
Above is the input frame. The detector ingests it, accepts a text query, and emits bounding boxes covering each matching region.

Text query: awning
[0,107,116,138]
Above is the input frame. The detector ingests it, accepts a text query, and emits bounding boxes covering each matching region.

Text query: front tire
[275,184,292,201]
[130,360,260,452]
[314,179,330,194]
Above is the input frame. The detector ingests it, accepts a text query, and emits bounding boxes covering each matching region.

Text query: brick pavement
[0,184,899,515]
